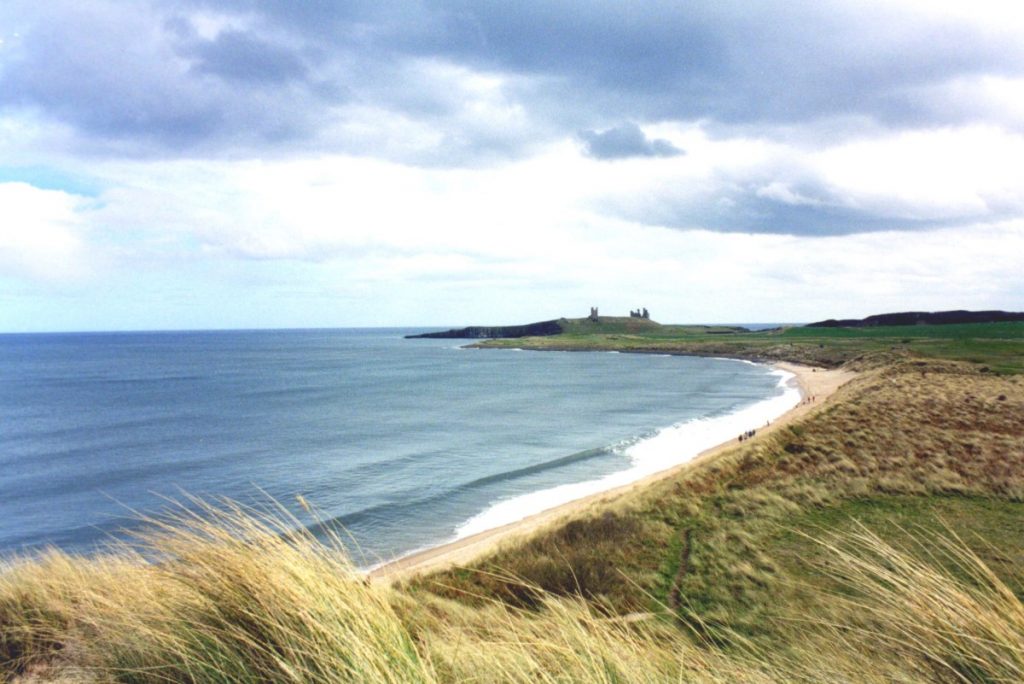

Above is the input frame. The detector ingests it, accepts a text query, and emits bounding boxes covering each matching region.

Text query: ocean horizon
[0,328,798,566]
[0,322,800,336]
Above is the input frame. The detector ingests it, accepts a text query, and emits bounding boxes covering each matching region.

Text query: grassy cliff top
[554,316,747,336]
[478,320,1024,374]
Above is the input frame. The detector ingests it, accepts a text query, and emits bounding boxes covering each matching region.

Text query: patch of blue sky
[0,166,103,197]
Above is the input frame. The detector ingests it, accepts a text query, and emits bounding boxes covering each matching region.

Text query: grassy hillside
[2,321,1023,681]
[780,321,1024,373]
[555,316,746,337]
[479,320,1024,373]
[783,320,1024,339]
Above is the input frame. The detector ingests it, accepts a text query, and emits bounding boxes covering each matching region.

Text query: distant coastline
[807,309,1024,328]
[406,314,749,340]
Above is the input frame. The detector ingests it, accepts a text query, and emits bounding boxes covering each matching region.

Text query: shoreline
[369,360,856,584]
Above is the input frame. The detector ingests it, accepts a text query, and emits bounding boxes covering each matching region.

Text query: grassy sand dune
[6,497,1024,682]
[4,494,1024,681]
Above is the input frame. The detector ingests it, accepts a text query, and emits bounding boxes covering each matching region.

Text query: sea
[0,328,799,567]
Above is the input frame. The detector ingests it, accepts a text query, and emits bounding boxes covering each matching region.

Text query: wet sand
[370,361,856,584]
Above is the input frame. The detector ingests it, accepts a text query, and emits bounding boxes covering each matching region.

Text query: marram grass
[809,524,1024,683]
[0,499,757,683]
[0,499,433,683]
[3,500,1024,682]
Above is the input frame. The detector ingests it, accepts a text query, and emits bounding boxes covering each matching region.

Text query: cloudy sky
[2,0,1023,331]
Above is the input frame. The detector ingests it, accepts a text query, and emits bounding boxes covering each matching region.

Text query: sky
[1,1,1023,331]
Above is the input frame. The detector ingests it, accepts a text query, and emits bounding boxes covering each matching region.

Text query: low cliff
[405,320,564,339]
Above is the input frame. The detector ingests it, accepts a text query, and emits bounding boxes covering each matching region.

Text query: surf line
[368,363,804,578]
[453,367,797,538]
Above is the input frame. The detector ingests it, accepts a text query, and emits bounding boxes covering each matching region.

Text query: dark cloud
[1,0,1023,233]
[187,30,309,84]
[4,0,1022,158]
[424,2,1024,129]
[699,197,936,237]
[0,0,551,161]
[578,122,683,160]
[601,183,989,238]
[0,6,218,148]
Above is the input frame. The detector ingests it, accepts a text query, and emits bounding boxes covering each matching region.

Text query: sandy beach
[370,361,856,584]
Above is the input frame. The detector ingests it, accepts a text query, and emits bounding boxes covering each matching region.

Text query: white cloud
[2,1,1023,331]
[0,182,91,281]
[811,126,1024,220]
[565,122,1024,231]
[907,75,1024,130]
[3,118,1023,329]
[886,0,1024,33]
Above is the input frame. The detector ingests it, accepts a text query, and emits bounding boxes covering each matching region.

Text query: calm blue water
[0,329,783,565]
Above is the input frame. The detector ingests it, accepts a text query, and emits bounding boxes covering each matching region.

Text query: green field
[779,322,1024,373]
[480,319,1024,373]
[554,315,748,337]
[782,320,1024,339]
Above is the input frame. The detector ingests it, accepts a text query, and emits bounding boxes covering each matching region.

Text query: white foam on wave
[454,366,800,539]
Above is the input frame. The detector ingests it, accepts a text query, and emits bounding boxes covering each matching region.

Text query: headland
[381,309,1024,580]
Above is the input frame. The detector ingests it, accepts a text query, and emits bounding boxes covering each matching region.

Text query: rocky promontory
[405,320,564,339]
